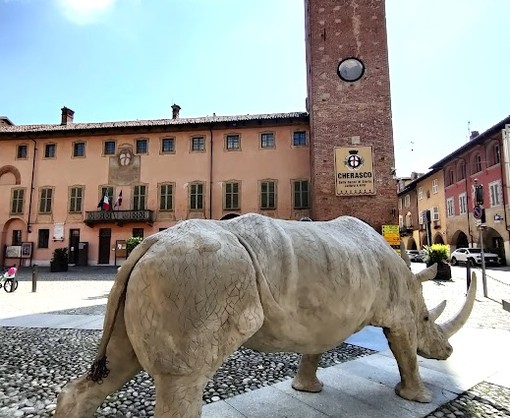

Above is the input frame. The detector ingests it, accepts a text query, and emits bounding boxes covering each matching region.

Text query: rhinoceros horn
[428,299,447,322]
[440,271,477,338]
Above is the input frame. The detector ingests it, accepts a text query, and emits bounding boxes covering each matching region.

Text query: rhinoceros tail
[87,235,159,383]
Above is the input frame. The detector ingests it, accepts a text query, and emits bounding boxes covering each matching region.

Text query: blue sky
[1,0,509,177]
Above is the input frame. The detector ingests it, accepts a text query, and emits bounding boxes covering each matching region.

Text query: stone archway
[406,237,417,250]
[449,230,469,251]
[433,232,445,244]
[481,226,506,265]
[0,165,21,185]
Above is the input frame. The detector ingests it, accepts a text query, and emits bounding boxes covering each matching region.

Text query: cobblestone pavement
[0,263,509,417]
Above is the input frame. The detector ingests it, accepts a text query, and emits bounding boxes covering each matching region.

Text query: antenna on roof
[467,120,471,142]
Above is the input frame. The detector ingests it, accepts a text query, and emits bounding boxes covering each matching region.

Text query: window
[398,198,402,210]
[457,162,466,181]
[405,212,412,228]
[133,185,147,210]
[417,187,423,200]
[190,183,204,210]
[104,141,116,155]
[69,186,83,213]
[73,142,85,157]
[447,197,455,217]
[489,181,502,207]
[224,182,240,210]
[12,230,22,246]
[11,188,24,214]
[488,143,500,166]
[404,194,410,207]
[17,145,27,159]
[446,169,454,186]
[260,181,276,209]
[471,154,482,174]
[293,180,309,209]
[44,143,56,158]
[418,211,423,225]
[136,138,148,154]
[38,229,49,248]
[132,228,144,238]
[161,138,175,153]
[191,136,205,152]
[39,188,53,213]
[459,193,467,215]
[432,206,439,221]
[159,183,174,211]
[432,179,438,194]
[226,134,240,151]
[260,133,275,149]
[398,215,404,229]
[293,131,307,146]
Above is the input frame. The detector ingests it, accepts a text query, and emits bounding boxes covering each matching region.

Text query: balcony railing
[85,209,154,227]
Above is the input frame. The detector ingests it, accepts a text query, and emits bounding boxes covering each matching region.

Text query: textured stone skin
[55,213,467,417]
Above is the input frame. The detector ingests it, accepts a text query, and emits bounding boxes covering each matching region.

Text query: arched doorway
[406,237,417,250]
[450,230,469,251]
[482,226,506,265]
[433,232,445,244]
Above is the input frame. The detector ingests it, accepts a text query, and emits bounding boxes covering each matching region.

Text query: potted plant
[50,247,69,272]
[424,244,451,281]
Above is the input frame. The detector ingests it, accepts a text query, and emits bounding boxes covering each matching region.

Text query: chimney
[470,130,479,140]
[171,104,181,120]
[61,107,74,125]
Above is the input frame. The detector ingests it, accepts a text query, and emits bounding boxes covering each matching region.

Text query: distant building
[0,0,396,266]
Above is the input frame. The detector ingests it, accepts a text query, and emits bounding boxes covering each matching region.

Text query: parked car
[406,250,425,263]
[450,248,501,266]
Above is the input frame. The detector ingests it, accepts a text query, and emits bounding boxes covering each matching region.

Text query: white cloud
[55,0,116,25]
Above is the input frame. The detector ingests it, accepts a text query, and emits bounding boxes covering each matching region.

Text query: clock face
[337,58,365,82]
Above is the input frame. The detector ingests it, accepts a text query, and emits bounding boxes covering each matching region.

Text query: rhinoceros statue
[55,213,476,417]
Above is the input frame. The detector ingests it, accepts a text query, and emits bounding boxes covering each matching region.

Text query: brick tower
[305,0,396,231]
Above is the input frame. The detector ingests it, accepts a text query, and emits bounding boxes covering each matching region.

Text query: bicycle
[0,267,19,293]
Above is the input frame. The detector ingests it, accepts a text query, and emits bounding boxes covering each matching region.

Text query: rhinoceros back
[220,213,406,353]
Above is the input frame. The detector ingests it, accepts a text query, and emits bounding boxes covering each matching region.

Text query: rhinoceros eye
[424,316,430,321]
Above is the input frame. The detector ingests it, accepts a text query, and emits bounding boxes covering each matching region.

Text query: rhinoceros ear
[415,263,437,282]
[400,242,411,268]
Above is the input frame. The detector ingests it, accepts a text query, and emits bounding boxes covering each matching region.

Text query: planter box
[427,261,451,281]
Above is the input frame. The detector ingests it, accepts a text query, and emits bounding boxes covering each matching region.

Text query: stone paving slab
[0,313,104,329]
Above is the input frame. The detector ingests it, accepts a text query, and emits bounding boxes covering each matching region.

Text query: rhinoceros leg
[292,353,323,392]
[151,373,210,417]
[383,328,432,403]
[54,300,142,418]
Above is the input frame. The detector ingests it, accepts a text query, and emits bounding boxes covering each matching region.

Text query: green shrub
[126,236,143,255]
[50,247,69,272]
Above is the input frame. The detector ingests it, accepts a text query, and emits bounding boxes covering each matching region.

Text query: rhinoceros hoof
[395,382,432,403]
[291,378,323,393]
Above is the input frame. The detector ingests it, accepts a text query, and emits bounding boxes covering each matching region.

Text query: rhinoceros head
[412,265,477,360]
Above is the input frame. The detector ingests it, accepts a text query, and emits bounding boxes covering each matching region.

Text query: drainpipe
[209,125,214,219]
[27,137,37,238]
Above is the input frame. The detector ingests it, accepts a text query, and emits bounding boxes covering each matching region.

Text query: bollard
[32,264,38,293]
[466,263,471,293]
